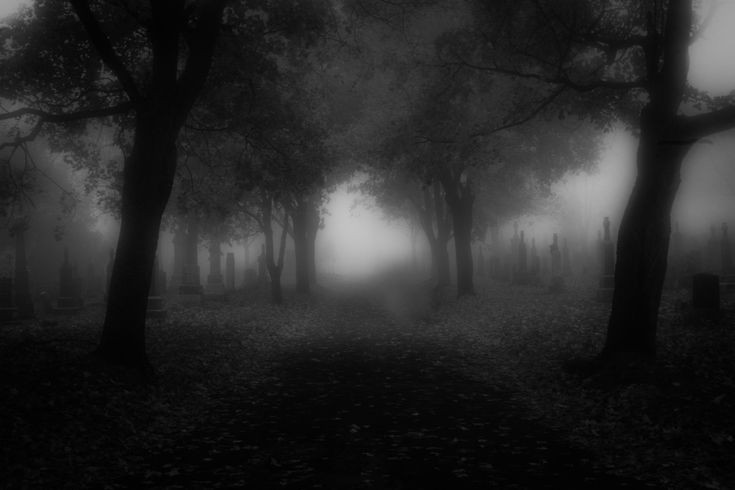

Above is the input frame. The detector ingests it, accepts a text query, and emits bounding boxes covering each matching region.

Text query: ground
[1,276,734,489]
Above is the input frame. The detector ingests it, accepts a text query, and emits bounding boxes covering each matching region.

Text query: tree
[462,0,735,359]
[363,163,453,285]
[1,0,333,372]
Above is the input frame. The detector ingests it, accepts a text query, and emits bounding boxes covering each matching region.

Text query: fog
[4,2,735,488]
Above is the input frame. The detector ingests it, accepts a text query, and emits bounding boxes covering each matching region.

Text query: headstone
[692,273,719,315]
[257,244,267,285]
[707,224,720,273]
[13,225,33,319]
[549,234,563,292]
[721,222,732,273]
[56,248,83,313]
[225,252,235,291]
[205,238,226,299]
[171,228,186,290]
[666,222,683,289]
[0,277,16,321]
[562,238,571,277]
[681,249,701,291]
[178,220,203,301]
[105,248,114,299]
[597,217,615,301]
[720,222,735,291]
[530,237,540,285]
[510,222,519,282]
[148,257,167,319]
[515,230,527,284]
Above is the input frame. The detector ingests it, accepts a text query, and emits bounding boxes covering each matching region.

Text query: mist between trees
[1,0,735,374]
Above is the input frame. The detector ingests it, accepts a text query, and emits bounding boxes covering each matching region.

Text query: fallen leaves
[0,280,733,488]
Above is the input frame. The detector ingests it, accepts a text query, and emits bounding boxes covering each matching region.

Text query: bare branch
[0,102,134,150]
[470,85,567,140]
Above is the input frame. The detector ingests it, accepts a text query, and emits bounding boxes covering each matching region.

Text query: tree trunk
[262,196,289,305]
[602,111,688,359]
[292,197,320,293]
[14,227,34,319]
[97,115,176,372]
[306,201,319,285]
[452,196,475,296]
[418,183,451,286]
[269,265,283,304]
[306,231,317,284]
[429,240,450,286]
[439,169,475,297]
[292,201,310,294]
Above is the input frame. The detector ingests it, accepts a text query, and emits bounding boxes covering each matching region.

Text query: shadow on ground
[118,294,655,489]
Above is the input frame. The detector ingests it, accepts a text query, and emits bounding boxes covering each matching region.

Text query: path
[117,288,654,489]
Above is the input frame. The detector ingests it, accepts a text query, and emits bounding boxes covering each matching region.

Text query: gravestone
[0,277,16,321]
[178,222,203,302]
[13,225,33,319]
[707,224,720,273]
[156,267,167,295]
[530,238,540,285]
[667,222,683,289]
[171,228,186,291]
[510,222,520,283]
[692,273,719,316]
[720,222,735,291]
[225,252,235,291]
[549,234,564,292]
[515,231,527,284]
[105,248,114,300]
[147,257,167,319]
[597,217,615,301]
[178,264,203,299]
[205,238,226,299]
[56,249,83,313]
[257,244,267,285]
[681,249,701,291]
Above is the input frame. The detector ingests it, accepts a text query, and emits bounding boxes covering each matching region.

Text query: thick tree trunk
[306,231,317,284]
[452,197,475,296]
[429,240,450,286]
[292,198,320,293]
[418,183,451,286]
[97,115,176,371]
[438,168,474,296]
[262,197,289,305]
[306,203,319,285]
[14,227,34,319]
[269,265,283,304]
[602,113,688,359]
[292,202,310,294]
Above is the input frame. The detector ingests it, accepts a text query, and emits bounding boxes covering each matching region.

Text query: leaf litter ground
[1,277,733,489]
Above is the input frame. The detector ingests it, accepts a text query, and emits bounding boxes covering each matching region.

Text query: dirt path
[117,292,654,489]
